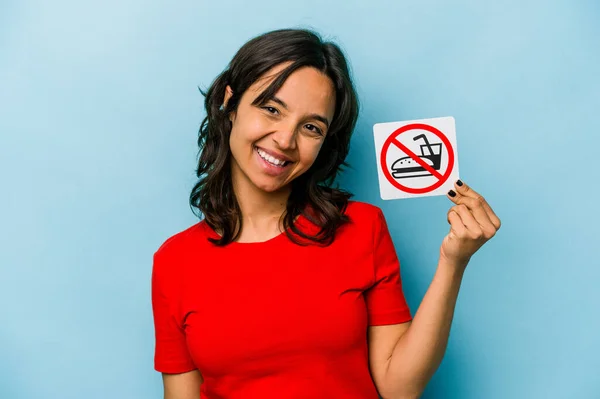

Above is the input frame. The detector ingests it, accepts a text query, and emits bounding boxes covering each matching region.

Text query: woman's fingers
[448,204,484,239]
[447,208,467,237]
[444,180,501,263]
[451,194,494,233]
[447,180,501,234]
[455,180,501,230]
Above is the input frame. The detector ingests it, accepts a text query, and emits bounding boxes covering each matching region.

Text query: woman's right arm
[162,370,203,399]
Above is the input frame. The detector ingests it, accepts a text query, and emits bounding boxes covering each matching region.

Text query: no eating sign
[373,116,460,200]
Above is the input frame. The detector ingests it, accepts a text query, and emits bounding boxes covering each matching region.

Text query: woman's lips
[254,146,292,176]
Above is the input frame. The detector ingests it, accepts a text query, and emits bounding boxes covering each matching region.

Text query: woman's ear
[222,85,235,121]
[222,85,233,108]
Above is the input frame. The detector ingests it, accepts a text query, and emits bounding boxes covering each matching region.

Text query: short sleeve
[364,208,413,326]
[151,250,196,373]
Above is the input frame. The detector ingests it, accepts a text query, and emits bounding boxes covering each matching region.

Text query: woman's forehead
[248,65,335,116]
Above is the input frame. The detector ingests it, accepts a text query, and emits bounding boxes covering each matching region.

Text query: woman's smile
[254,145,294,176]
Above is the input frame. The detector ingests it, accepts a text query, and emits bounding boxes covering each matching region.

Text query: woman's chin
[253,178,290,194]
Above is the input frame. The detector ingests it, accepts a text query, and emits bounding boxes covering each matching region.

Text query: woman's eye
[263,106,279,115]
[305,124,323,135]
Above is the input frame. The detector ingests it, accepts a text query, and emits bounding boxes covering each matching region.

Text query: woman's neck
[231,171,291,242]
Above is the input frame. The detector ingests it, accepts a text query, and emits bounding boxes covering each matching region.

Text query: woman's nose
[272,128,297,150]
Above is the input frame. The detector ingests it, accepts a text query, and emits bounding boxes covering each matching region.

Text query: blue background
[1,0,598,398]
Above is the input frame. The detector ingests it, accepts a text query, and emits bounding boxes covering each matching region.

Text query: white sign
[373,116,460,200]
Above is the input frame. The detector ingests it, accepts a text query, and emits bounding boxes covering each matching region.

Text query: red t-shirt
[152,201,412,398]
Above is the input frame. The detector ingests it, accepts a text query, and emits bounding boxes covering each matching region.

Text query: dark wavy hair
[190,28,360,246]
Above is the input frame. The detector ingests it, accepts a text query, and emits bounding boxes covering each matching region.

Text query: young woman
[151,28,500,399]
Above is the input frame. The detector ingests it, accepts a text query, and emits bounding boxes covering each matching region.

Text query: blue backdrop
[1,1,598,398]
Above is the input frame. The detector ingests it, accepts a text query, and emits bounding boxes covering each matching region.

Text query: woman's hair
[190,28,360,246]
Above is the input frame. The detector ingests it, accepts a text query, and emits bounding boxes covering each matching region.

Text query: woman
[151,28,500,399]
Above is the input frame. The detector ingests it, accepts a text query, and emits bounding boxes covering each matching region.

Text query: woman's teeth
[257,148,288,167]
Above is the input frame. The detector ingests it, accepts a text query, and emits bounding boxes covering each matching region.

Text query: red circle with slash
[380,123,454,194]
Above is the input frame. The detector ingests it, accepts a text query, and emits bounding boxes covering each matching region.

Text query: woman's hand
[440,180,501,270]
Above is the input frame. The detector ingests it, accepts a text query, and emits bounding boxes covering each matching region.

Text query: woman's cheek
[302,142,323,169]
[249,117,271,137]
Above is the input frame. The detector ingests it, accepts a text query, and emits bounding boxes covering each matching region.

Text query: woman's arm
[378,181,501,398]
[162,370,203,399]
[379,258,465,399]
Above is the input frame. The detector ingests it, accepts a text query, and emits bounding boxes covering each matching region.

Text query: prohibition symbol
[380,123,455,194]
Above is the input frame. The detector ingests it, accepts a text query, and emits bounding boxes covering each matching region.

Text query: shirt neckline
[200,213,309,246]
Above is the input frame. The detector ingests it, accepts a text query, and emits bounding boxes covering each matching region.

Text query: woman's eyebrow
[310,114,330,129]
[271,96,330,128]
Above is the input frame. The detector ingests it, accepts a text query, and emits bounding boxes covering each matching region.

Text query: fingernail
[448,190,456,197]
[456,180,463,187]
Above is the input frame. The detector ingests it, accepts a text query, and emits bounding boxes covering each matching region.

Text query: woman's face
[225,64,336,194]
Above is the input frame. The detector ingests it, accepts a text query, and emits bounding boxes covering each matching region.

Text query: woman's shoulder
[345,200,384,220]
[343,200,386,232]
[154,221,207,260]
